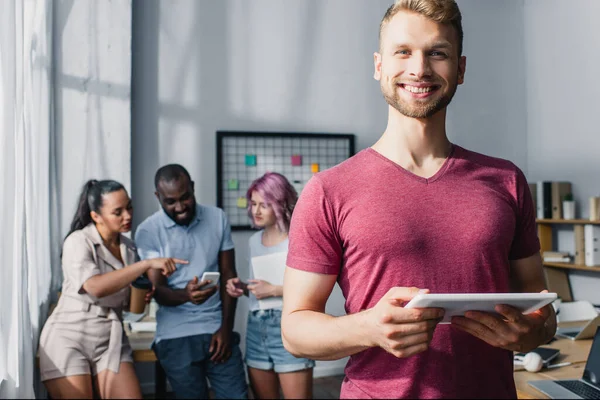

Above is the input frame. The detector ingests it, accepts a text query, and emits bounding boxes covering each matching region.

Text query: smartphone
[199,271,220,289]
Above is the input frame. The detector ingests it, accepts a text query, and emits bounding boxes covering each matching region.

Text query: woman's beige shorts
[39,311,133,381]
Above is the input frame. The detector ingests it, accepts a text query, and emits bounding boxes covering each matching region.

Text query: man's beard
[165,207,195,226]
[381,77,458,119]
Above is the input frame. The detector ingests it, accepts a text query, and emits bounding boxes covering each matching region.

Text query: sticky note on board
[245,154,257,166]
[311,163,319,173]
[291,155,302,166]
[237,197,248,208]
[227,179,239,190]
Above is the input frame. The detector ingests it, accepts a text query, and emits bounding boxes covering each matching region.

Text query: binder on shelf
[584,225,600,267]
[574,225,586,265]
[551,182,572,219]
[536,181,552,219]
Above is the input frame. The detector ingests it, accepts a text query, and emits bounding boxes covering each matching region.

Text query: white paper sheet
[251,251,287,310]
[123,311,147,323]
[129,321,157,333]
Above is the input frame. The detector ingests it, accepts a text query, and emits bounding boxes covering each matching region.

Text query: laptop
[528,327,600,399]
[556,314,600,341]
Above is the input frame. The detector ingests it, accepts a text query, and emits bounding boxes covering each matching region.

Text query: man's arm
[451,252,557,352]
[281,267,445,361]
[510,252,557,344]
[147,269,191,307]
[281,267,369,360]
[146,270,217,307]
[218,249,237,332]
[208,249,238,363]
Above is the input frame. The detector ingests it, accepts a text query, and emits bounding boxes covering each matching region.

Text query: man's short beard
[381,79,458,119]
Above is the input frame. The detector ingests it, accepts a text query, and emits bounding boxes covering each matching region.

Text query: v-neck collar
[366,144,457,184]
[81,223,134,269]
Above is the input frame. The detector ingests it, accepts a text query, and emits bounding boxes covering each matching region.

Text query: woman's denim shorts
[245,309,315,373]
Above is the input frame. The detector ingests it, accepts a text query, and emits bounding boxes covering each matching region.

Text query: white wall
[131,0,528,384]
[524,0,600,303]
[54,0,132,240]
[451,0,527,167]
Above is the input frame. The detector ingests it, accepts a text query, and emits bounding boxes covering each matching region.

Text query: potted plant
[563,193,575,220]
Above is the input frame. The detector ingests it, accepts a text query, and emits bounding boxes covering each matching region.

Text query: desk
[123,317,167,397]
[514,337,592,399]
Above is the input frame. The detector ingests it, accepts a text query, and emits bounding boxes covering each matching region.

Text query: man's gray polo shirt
[135,204,234,343]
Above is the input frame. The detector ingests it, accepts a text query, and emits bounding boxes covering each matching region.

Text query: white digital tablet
[404,293,557,324]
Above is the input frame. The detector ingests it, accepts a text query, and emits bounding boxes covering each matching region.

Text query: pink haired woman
[226,172,314,399]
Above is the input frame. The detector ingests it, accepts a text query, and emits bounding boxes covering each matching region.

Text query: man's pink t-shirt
[287,145,540,399]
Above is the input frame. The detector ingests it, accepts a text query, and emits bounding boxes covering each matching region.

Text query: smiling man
[135,164,247,399]
[281,1,556,398]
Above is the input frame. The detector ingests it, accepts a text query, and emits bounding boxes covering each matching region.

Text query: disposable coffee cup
[130,286,149,314]
[130,275,152,314]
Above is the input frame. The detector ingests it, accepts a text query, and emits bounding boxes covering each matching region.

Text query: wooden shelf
[536,219,600,224]
[535,218,600,301]
[543,262,600,273]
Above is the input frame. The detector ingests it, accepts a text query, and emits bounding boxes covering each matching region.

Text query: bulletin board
[216,131,355,230]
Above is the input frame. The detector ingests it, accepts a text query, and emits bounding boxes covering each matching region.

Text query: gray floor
[143,374,344,399]
[312,374,344,399]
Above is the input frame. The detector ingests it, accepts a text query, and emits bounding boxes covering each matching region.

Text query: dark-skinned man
[135,164,247,399]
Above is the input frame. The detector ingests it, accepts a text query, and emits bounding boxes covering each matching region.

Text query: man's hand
[209,327,232,363]
[247,279,277,299]
[364,287,445,358]
[185,276,218,305]
[451,298,554,353]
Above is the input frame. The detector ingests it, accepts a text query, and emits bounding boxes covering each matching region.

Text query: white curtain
[0,0,132,395]
[1,0,133,396]
[0,0,55,397]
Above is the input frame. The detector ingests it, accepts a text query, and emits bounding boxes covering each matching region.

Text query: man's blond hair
[379,0,464,56]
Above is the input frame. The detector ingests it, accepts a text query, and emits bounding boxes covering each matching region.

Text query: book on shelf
[574,225,586,265]
[542,251,571,263]
[533,181,573,220]
[584,225,600,266]
[536,181,552,219]
[551,182,572,219]
[543,251,570,258]
[543,257,571,263]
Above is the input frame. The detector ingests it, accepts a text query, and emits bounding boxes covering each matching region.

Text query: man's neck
[372,108,452,178]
